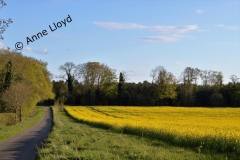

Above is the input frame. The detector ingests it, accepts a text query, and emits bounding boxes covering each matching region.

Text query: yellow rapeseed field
[65,106,240,154]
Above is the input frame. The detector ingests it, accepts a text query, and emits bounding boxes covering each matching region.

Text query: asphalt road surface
[0,106,52,160]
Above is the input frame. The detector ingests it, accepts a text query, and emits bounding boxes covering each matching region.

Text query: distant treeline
[50,62,240,107]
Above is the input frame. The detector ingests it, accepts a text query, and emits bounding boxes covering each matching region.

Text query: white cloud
[23,46,32,51]
[196,9,204,14]
[171,61,186,66]
[93,22,198,33]
[140,34,184,42]
[216,24,240,30]
[0,42,7,49]
[93,22,198,43]
[34,48,48,54]
[93,22,146,30]
[127,70,143,77]
[23,47,48,54]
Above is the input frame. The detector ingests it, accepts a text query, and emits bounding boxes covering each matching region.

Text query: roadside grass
[36,107,232,160]
[0,106,45,143]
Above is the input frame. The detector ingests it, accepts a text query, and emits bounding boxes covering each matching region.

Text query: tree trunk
[20,106,22,122]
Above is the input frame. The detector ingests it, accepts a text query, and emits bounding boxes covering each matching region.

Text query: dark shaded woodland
[51,62,240,107]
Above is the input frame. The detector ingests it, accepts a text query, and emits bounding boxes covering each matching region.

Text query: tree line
[1,49,239,124]
[51,61,240,107]
[0,49,54,122]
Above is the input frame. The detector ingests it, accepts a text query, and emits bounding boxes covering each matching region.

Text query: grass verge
[0,106,45,143]
[36,107,234,160]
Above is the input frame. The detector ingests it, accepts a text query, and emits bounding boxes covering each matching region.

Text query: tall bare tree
[59,62,76,94]
[179,67,200,106]
[199,70,224,106]
[0,0,13,40]
[230,75,239,85]
[200,70,211,86]
[150,65,164,83]
[1,82,33,122]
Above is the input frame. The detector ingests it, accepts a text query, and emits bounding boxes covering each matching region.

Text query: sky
[0,0,240,84]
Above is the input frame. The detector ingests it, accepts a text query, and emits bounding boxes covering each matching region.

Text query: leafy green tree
[118,72,125,105]
[76,62,117,105]
[3,60,12,90]
[227,75,240,106]
[0,49,54,119]
[52,80,68,99]
[151,66,177,105]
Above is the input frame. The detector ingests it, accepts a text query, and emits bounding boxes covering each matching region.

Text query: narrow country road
[0,106,52,160]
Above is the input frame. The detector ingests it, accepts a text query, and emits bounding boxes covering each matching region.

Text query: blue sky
[0,0,239,83]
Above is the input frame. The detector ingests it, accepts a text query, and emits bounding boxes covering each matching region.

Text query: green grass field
[36,107,236,160]
[0,106,45,143]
